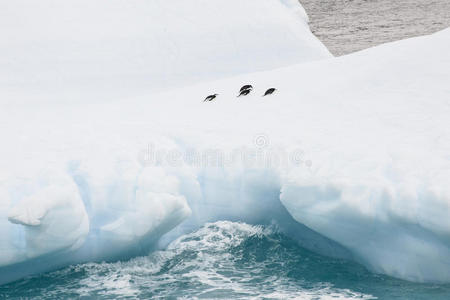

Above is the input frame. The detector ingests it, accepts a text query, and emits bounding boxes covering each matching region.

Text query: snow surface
[0,0,330,103]
[0,0,331,284]
[1,0,450,285]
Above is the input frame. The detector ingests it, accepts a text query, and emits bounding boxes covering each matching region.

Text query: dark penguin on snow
[238,84,253,97]
[240,85,253,92]
[204,93,218,102]
[263,88,277,96]
[238,88,251,97]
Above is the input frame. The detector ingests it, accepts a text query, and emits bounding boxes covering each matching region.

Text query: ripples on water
[300,0,450,55]
[1,221,449,299]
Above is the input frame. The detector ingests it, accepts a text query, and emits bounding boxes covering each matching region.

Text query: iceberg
[0,0,330,284]
[3,173,89,267]
[1,0,450,285]
[0,0,330,102]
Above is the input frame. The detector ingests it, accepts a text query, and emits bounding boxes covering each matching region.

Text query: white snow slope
[1,0,450,285]
[0,0,330,102]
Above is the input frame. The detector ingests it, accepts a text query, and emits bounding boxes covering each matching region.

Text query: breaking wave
[2,221,449,299]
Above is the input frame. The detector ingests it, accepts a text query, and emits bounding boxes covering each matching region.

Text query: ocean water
[1,222,449,299]
[300,0,450,55]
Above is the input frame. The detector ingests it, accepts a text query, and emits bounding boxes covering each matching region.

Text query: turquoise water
[1,222,449,299]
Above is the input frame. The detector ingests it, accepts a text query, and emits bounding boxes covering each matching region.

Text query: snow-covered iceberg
[0,0,330,102]
[0,0,331,284]
[1,0,450,285]
[161,28,450,282]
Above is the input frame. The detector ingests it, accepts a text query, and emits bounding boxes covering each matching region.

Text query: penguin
[240,85,253,92]
[237,89,251,97]
[204,94,218,102]
[263,88,277,96]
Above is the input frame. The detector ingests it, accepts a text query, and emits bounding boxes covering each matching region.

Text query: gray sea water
[300,0,450,55]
